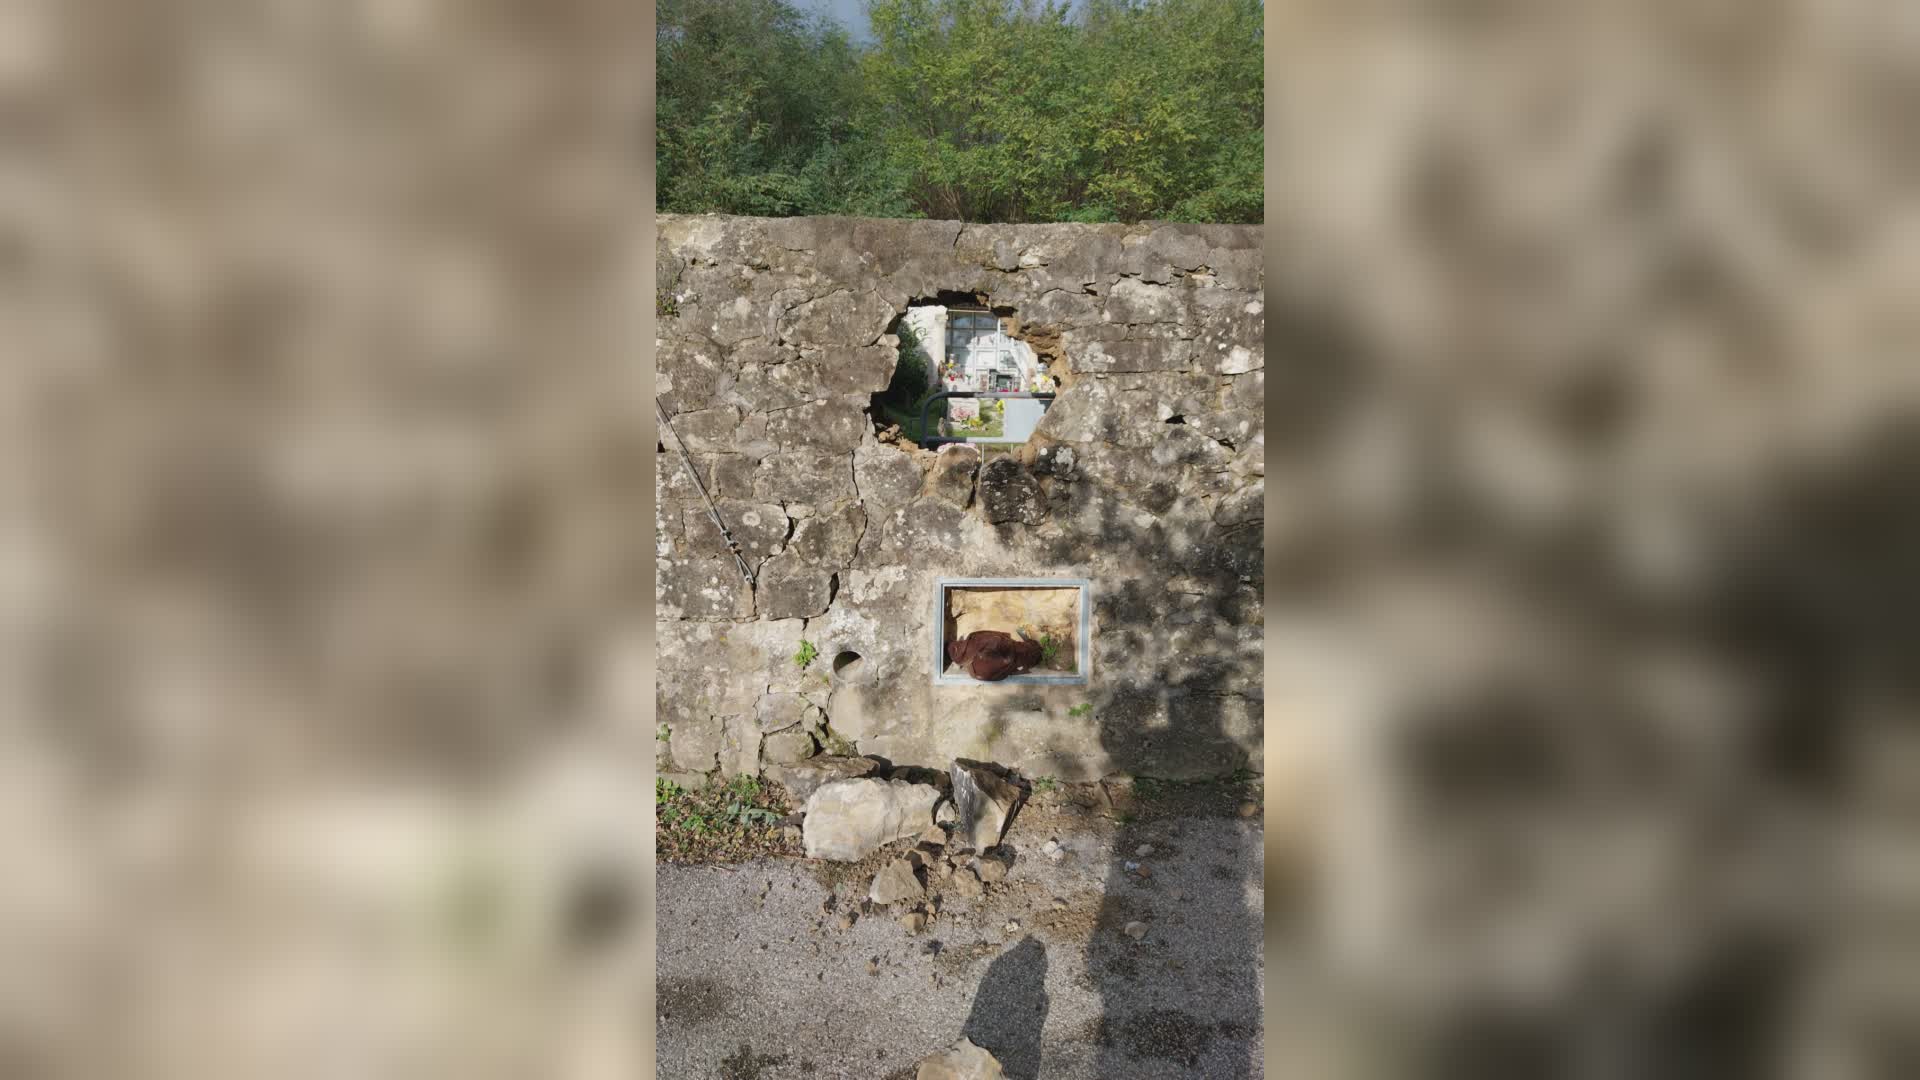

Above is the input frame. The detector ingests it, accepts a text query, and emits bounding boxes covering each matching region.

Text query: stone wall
[654,214,1265,782]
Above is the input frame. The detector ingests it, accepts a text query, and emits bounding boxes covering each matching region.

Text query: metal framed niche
[933,577,1091,686]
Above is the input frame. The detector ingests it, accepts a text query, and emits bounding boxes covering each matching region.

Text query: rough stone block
[657,558,754,620]
[787,501,865,566]
[949,761,1023,851]
[763,727,818,765]
[752,450,858,505]
[913,1037,1006,1076]
[766,397,866,451]
[777,289,896,347]
[758,557,834,619]
[854,443,924,505]
[682,500,789,567]
[719,714,760,777]
[926,443,980,508]
[668,715,723,774]
[1067,336,1195,374]
[977,459,1047,526]
[666,404,743,453]
[768,755,879,804]
[802,778,942,861]
[755,692,810,733]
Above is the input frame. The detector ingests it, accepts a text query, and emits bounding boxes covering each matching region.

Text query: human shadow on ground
[959,936,1050,1080]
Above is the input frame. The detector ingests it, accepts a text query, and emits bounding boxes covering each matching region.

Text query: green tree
[859,0,1262,223]
[656,0,1263,224]
[658,0,907,215]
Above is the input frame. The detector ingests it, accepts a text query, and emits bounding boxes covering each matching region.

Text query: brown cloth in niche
[947,630,1044,681]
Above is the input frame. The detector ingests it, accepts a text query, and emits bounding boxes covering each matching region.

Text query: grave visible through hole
[871,294,1059,447]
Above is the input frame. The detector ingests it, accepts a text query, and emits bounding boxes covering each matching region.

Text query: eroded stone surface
[802,778,942,861]
[767,755,879,804]
[950,761,1023,851]
[927,443,981,508]
[977,459,1047,526]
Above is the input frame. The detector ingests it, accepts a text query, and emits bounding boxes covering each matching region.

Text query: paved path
[657,811,1264,1079]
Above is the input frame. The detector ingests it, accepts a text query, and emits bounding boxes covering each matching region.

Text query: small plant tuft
[657,772,794,863]
[794,639,818,669]
[1067,702,1093,717]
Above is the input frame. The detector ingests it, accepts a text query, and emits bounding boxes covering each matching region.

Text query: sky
[798,0,875,42]
[797,0,1091,45]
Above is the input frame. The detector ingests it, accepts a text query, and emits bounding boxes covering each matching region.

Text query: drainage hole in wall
[831,650,864,682]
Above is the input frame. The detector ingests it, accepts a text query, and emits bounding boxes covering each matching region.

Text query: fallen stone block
[869,857,925,906]
[916,1038,1006,1080]
[803,777,941,861]
[949,760,1023,851]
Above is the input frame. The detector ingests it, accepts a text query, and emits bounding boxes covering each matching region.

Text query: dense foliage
[657,0,1263,223]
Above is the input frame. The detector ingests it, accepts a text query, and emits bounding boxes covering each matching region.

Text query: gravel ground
[657,810,1264,1079]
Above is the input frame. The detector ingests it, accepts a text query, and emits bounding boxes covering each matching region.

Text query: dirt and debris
[660,762,1265,1077]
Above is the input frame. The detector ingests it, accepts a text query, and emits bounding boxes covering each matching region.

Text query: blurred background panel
[0,3,651,1079]
[1267,1,1920,1077]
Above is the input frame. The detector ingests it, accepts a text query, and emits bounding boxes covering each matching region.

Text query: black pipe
[915,391,1056,449]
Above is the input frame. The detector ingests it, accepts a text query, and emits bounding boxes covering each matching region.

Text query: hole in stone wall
[1165,415,1186,425]
[935,578,1090,685]
[870,295,1059,449]
[831,650,864,681]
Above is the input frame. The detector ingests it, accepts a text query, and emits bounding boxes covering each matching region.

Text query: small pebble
[1136,844,1155,857]
[1004,920,1020,933]
[1123,921,1148,941]
[1239,802,1259,818]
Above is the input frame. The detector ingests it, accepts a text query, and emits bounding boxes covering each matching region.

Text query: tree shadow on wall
[977,465,1268,1077]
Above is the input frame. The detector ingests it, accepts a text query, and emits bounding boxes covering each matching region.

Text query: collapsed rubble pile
[785,758,1047,944]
